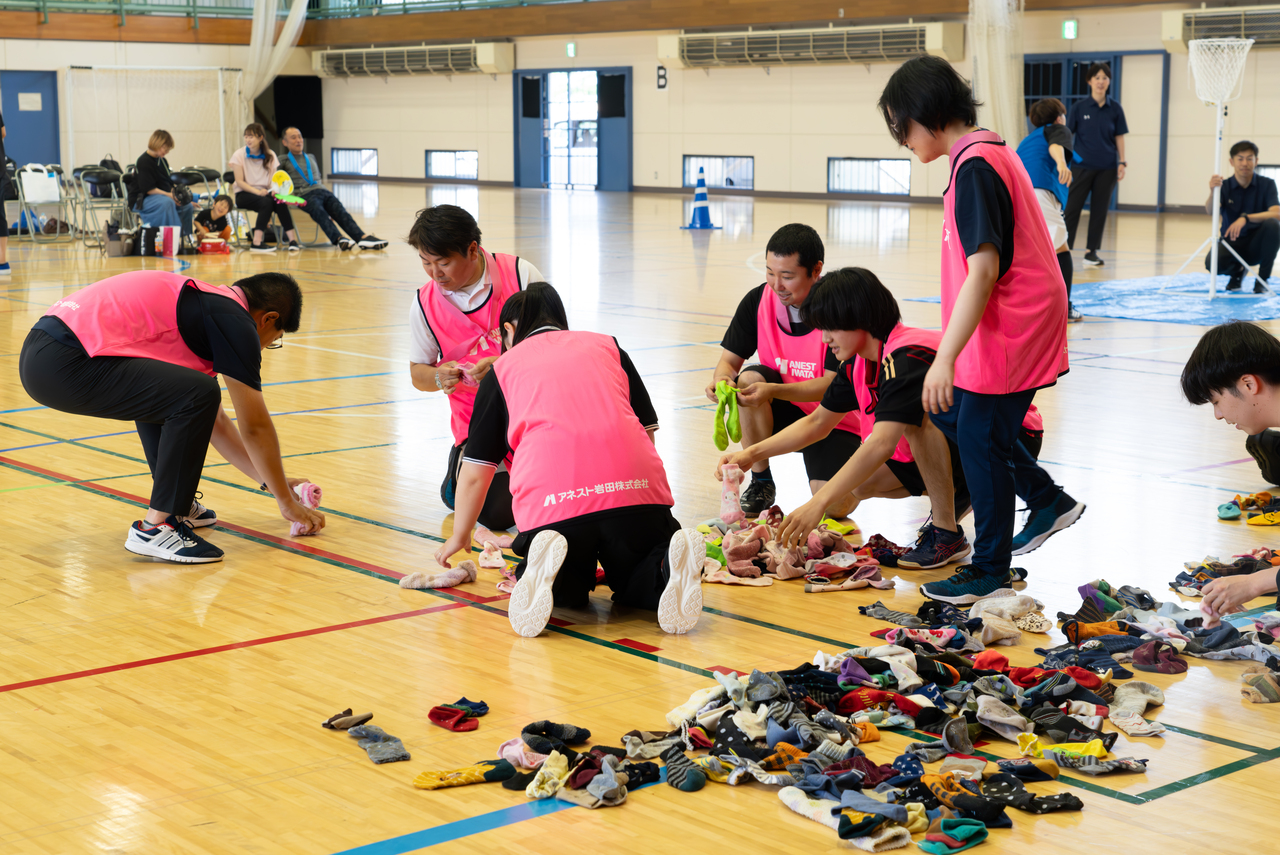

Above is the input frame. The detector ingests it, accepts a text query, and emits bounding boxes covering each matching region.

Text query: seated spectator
[1205,140,1280,293]
[195,194,233,241]
[230,122,301,253]
[134,129,194,238]
[280,127,387,250]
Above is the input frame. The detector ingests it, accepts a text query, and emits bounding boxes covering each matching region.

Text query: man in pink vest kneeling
[407,205,544,534]
[19,270,325,563]
[435,283,705,639]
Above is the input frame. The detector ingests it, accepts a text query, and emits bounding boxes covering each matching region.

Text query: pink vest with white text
[942,130,1069,395]
[44,270,249,376]
[417,249,521,444]
[492,330,673,531]
[755,290,860,436]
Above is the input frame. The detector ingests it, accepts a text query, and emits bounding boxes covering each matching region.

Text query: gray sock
[859,601,924,627]
[348,725,411,764]
[905,741,948,763]
[811,739,854,763]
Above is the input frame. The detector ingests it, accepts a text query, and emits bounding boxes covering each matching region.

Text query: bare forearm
[1116,135,1125,163]
[209,408,261,483]
[1049,144,1067,170]
[937,269,997,364]
[410,362,441,392]
[452,463,496,537]
[240,420,290,498]
[713,353,743,386]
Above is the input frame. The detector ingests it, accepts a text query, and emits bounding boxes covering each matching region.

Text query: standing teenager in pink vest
[18,270,325,563]
[706,224,863,518]
[406,205,544,533]
[434,283,705,639]
[878,56,1084,604]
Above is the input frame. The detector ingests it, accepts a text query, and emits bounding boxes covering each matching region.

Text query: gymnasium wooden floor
[1,183,1277,853]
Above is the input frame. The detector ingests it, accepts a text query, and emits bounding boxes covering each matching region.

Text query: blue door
[515,74,544,189]
[512,67,631,191]
[596,70,631,192]
[0,71,60,167]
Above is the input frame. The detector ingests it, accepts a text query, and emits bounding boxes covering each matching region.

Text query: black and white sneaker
[337,238,356,251]
[739,477,777,515]
[287,240,302,253]
[1082,250,1103,267]
[358,235,389,250]
[250,243,276,253]
[184,494,218,528]
[125,515,224,563]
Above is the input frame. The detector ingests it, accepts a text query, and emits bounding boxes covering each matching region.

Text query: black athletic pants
[1204,219,1280,282]
[1063,165,1118,252]
[510,506,680,610]
[443,442,516,531]
[235,191,295,236]
[19,329,221,515]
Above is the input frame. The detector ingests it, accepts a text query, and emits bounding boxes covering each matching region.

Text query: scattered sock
[473,526,515,549]
[622,760,660,786]
[526,750,572,798]
[401,560,479,589]
[660,745,707,792]
[290,481,323,536]
[666,686,726,728]
[994,757,1058,782]
[778,786,841,830]
[941,718,974,755]
[582,757,628,805]
[974,695,1029,742]
[712,716,763,761]
[1042,751,1149,775]
[720,464,746,525]
[859,601,925,627]
[478,542,506,569]
[347,725,410,764]
[918,818,988,853]
[1108,682,1167,735]
[323,710,373,730]
[980,772,1083,813]
[453,697,488,716]
[522,720,591,755]
[905,741,949,763]
[429,705,479,732]
[1242,669,1280,703]
[938,755,986,781]
[811,739,855,764]
[413,759,515,789]
[502,768,539,790]
[498,737,548,769]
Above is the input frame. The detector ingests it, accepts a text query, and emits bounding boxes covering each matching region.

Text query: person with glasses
[18,270,325,564]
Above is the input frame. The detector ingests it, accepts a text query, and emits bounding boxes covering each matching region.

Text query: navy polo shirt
[1066,96,1129,170]
[1218,173,1280,238]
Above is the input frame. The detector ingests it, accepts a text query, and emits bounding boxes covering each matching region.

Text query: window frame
[330,147,379,177]
[682,155,754,191]
[826,157,912,196]
[425,149,480,181]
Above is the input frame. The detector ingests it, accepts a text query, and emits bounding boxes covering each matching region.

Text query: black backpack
[100,153,123,173]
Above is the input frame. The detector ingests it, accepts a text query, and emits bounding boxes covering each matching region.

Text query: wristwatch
[1118,161,1127,166]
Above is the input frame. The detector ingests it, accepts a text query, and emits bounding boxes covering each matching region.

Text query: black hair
[879,55,981,145]
[235,272,303,333]
[1085,62,1112,82]
[1181,320,1280,405]
[212,194,232,209]
[499,282,569,351]
[1231,140,1260,159]
[765,223,825,275]
[1028,98,1066,129]
[407,205,482,258]
[800,267,901,342]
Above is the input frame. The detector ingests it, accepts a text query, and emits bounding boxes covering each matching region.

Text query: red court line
[0,602,467,694]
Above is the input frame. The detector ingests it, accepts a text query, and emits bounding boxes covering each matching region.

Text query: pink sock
[478,542,506,569]
[293,481,322,509]
[456,361,480,387]
[399,560,478,589]
[497,737,549,769]
[720,464,745,524]
[474,526,515,549]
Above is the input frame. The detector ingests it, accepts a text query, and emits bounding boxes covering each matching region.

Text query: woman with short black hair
[1064,62,1129,267]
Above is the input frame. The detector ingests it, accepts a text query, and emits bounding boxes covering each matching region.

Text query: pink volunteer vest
[851,324,1046,464]
[44,270,249,376]
[417,249,521,445]
[755,290,861,436]
[493,330,674,531]
[942,130,1069,395]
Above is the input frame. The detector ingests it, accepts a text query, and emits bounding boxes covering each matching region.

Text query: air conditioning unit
[1163,5,1280,54]
[312,42,514,78]
[657,22,963,70]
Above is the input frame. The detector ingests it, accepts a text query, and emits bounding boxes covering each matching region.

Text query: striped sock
[858,601,924,627]
[660,745,707,792]
[812,739,854,763]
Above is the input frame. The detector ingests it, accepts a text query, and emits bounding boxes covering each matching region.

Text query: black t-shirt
[721,283,840,372]
[32,282,262,390]
[195,209,230,231]
[135,152,173,196]
[1043,123,1074,159]
[953,157,1015,280]
[463,330,658,467]
[821,342,938,428]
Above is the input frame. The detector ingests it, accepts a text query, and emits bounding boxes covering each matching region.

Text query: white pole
[66,69,75,168]
[1209,100,1225,299]
[218,68,227,170]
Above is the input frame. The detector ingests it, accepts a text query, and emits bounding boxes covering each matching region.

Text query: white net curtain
[969,0,1026,146]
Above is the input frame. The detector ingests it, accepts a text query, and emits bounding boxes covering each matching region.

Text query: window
[426,150,479,180]
[1258,165,1280,184]
[684,155,754,190]
[828,158,911,195]
[331,148,378,176]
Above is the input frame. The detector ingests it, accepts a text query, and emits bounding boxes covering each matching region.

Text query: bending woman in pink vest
[19,270,326,564]
[433,283,706,639]
[407,205,544,534]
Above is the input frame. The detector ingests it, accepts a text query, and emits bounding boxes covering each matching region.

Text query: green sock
[713,381,729,451]
[660,745,706,792]
[724,383,741,443]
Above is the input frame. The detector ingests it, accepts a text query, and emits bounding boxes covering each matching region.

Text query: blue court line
[0,405,46,415]
[330,771,667,855]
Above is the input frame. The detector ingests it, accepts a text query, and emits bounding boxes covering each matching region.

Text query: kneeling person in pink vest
[434,283,706,638]
[407,205,543,534]
[19,270,325,563]
[706,224,863,518]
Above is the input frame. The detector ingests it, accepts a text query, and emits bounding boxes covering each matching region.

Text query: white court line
[288,331,404,340]
[284,413,404,417]
[286,342,405,364]
[746,249,766,276]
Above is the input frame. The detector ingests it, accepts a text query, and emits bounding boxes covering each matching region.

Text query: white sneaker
[125,516,224,564]
[357,235,389,250]
[337,238,355,251]
[507,530,566,637]
[657,528,705,634]
[184,495,218,528]
[250,244,276,253]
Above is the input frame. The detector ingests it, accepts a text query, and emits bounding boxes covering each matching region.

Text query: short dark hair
[407,205,482,258]
[800,267,902,342]
[1029,98,1066,129]
[1181,320,1280,405]
[1231,140,1260,158]
[879,55,981,145]
[212,194,232,209]
[1086,62,1111,82]
[765,223,824,275]
[281,126,301,139]
[499,282,569,350]
[235,272,303,333]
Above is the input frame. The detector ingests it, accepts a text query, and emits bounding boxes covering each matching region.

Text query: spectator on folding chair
[229,122,301,254]
[1,111,9,275]
[133,130,194,239]
[279,127,387,251]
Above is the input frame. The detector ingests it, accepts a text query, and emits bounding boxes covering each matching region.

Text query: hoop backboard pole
[1208,100,1225,299]
[218,68,227,169]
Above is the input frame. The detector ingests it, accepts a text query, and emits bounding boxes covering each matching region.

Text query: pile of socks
[429,698,488,732]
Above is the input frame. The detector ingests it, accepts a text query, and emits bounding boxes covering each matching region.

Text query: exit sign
[1062,19,1078,39]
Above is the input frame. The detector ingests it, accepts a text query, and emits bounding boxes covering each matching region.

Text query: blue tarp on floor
[904,273,1280,325]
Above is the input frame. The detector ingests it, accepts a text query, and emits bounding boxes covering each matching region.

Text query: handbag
[18,165,60,205]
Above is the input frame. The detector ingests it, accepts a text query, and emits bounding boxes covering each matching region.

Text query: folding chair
[14,164,67,244]
[78,167,128,249]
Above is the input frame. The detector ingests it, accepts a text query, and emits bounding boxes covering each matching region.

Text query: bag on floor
[134,226,160,256]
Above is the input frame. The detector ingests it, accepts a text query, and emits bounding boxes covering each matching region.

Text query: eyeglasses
[266,334,284,350]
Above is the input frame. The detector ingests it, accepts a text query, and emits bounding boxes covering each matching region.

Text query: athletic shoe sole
[124,534,223,564]
[658,528,705,634]
[1082,258,1103,266]
[185,515,218,528]
[507,530,566,638]
[897,541,973,571]
[918,581,1016,606]
[358,240,389,250]
[1012,501,1086,556]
